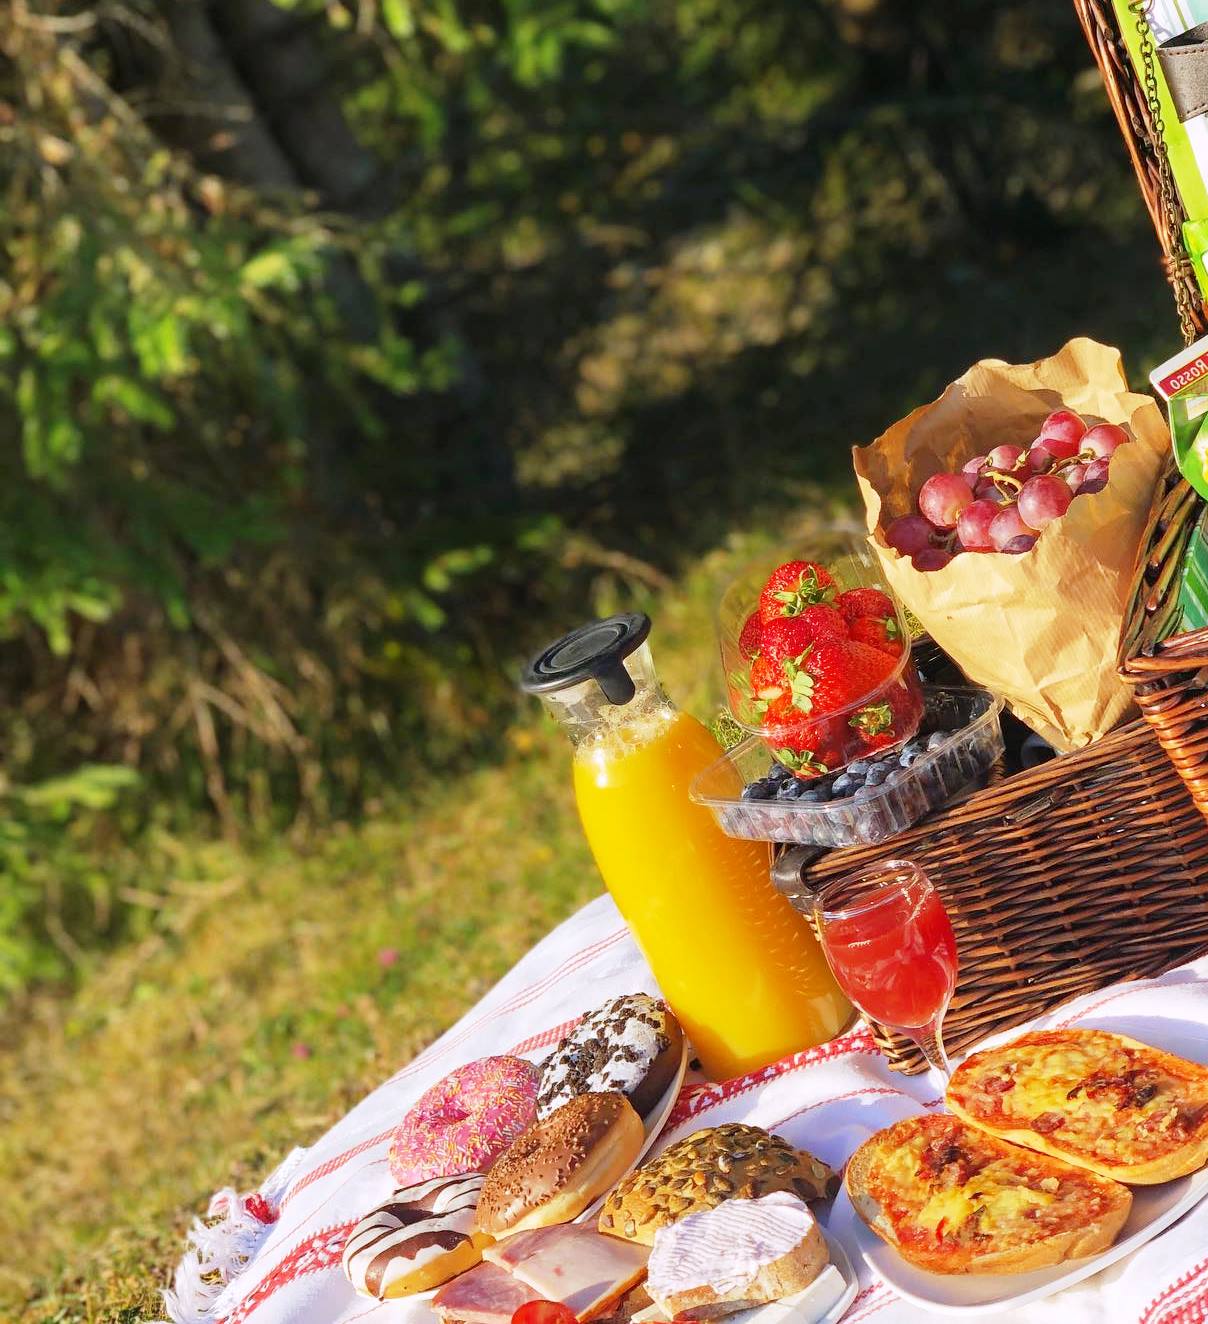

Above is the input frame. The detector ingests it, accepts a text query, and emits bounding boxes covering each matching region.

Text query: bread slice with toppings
[947,1029,1208,1185]
[845,1114,1131,1275]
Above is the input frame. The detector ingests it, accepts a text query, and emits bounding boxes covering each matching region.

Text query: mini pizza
[845,1114,1131,1275]
[947,1029,1208,1184]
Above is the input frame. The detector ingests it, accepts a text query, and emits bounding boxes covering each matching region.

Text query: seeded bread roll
[598,1124,837,1247]
[537,994,684,1121]
[477,1091,644,1237]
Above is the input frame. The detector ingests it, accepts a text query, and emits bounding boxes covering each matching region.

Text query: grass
[0,526,814,1324]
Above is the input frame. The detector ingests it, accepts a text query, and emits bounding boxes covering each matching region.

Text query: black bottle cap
[520,612,651,706]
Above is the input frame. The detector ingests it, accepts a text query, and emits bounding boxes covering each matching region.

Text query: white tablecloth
[161,894,1208,1324]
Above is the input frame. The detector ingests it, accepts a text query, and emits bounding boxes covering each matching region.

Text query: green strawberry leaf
[849,702,893,736]
[774,747,828,776]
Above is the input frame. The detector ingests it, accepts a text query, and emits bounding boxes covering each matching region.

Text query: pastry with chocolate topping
[477,1091,644,1237]
[537,994,684,1121]
[598,1124,838,1246]
[342,1172,491,1299]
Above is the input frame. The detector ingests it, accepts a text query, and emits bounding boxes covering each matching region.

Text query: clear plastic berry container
[691,686,1004,848]
[717,535,924,777]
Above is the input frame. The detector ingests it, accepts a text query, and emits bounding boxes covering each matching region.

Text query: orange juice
[573,707,851,1079]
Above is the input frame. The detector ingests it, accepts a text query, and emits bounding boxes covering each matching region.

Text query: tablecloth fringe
[157,1146,310,1324]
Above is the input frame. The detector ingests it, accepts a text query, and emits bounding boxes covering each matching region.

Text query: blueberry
[852,785,876,801]
[767,762,792,783]
[865,763,891,787]
[898,749,921,768]
[831,774,854,797]
[810,782,833,802]
[742,779,774,801]
[847,760,871,777]
[927,732,949,751]
[886,767,910,784]
[799,788,827,804]
[778,778,805,800]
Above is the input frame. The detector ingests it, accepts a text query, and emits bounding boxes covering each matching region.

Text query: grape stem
[989,470,1023,495]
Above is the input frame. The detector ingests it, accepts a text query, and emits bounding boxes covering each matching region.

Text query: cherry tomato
[511,1302,577,1324]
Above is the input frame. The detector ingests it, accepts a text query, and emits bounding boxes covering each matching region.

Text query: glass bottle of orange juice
[522,613,850,1080]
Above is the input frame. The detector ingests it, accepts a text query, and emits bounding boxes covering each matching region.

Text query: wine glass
[812,859,958,1077]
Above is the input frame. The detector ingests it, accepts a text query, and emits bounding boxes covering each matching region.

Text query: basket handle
[1128,1,1203,344]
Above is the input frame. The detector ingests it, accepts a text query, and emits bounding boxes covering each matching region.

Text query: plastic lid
[520,612,651,706]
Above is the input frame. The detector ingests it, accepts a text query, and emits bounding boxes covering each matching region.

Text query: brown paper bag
[853,338,1169,752]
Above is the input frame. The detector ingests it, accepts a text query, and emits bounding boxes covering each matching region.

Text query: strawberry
[835,587,894,623]
[745,653,792,722]
[848,701,897,750]
[849,614,903,658]
[789,638,896,716]
[763,715,838,778]
[851,679,924,752]
[758,560,836,623]
[738,611,763,659]
[760,605,847,665]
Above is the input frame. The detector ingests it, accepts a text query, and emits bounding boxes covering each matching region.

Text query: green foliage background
[0,0,1178,998]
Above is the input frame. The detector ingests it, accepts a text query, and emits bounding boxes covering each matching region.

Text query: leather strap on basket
[1131,1,1201,344]
[1158,22,1208,123]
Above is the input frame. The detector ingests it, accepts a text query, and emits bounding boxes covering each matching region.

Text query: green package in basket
[1169,392,1208,502]
[1177,505,1208,632]
[1149,338,1208,632]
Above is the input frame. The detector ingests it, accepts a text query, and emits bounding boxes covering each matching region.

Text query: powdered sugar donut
[388,1056,540,1189]
[537,993,683,1121]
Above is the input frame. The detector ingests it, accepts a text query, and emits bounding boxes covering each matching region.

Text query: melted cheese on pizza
[864,1118,1114,1263]
[948,1031,1208,1168]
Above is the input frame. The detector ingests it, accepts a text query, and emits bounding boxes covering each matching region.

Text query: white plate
[819,1235,859,1323]
[828,1014,1208,1316]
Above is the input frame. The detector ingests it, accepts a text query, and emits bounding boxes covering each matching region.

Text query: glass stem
[912,1015,952,1080]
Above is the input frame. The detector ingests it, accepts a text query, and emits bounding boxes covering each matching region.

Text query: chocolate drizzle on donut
[342,1173,482,1300]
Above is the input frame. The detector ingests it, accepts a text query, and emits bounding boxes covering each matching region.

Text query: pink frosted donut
[388,1055,540,1188]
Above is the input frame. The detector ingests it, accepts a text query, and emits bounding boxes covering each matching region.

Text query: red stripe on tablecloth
[666,1026,878,1129]
[279,932,626,1207]
[845,1284,894,1323]
[1151,1274,1208,1324]
[508,1016,579,1057]
[381,927,628,1087]
[1053,974,1208,1029]
[770,1085,944,1133]
[1141,1257,1208,1324]
[218,1220,356,1324]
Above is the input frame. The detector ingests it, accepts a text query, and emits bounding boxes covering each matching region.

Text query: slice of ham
[433,1260,543,1324]
[483,1223,650,1321]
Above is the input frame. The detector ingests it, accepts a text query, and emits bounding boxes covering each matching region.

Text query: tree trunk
[211,0,380,210]
[161,0,299,191]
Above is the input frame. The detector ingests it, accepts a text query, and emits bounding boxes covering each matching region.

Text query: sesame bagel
[476,1091,644,1237]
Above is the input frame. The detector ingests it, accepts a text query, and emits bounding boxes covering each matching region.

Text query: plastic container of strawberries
[717,536,924,775]
[692,686,1004,848]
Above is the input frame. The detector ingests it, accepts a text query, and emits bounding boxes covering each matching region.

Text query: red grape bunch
[883,410,1129,571]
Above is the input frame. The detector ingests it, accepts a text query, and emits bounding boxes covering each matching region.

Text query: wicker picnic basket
[766,4,1208,1075]
[774,711,1208,1072]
